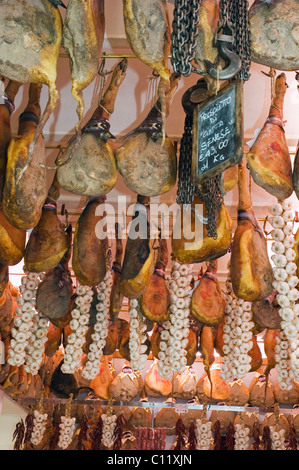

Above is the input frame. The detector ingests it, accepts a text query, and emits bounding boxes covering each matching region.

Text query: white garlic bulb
[127,298,148,371]
[268,199,299,390]
[8,270,44,372]
[158,260,192,378]
[61,284,93,374]
[195,419,213,450]
[57,416,76,450]
[234,423,250,450]
[30,409,48,446]
[82,270,113,380]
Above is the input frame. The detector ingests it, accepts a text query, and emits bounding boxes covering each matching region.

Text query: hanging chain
[171,0,203,77]
[177,114,196,205]
[226,0,252,81]
[195,175,224,239]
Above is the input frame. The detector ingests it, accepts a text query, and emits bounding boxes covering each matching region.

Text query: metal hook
[204,31,242,81]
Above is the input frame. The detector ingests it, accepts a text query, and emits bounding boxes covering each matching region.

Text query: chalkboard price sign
[192,80,243,184]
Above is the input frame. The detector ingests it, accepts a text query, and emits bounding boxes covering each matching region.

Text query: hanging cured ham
[172,367,197,400]
[247,73,293,201]
[144,361,172,398]
[191,261,226,326]
[122,0,171,140]
[230,162,273,301]
[35,224,73,327]
[0,80,22,200]
[123,0,170,82]
[140,236,170,322]
[120,196,154,298]
[3,83,48,230]
[72,196,108,286]
[62,0,105,131]
[171,195,232,264]
[24,174,68,272]
[57,59,127,196]
[115,73,179,197]
[249,0,299,71]
[0,0,62,162]
[0,79,25,268]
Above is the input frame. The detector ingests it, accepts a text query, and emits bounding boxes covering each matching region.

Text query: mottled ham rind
[0,0,61,160]
[35,225,73,322]
[57,59,126,197]
[123,0,170,81]
[62,0,105,128]
[247,73,293,201]
[24,175,68,273]
[115,73,179,197]
[3,83,48,230]
[249,0,299,71]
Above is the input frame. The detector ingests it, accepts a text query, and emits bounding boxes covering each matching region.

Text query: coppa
[107,455,142,467]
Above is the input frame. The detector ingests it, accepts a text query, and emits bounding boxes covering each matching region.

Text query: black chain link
[177,114,196,205]
[171,0,202,77]
[195,175,224,239]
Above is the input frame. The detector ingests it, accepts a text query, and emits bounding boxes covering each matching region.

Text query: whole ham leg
[62,0,105,132]
[3,83,48,230]
[122,0,171,140]
[0,0,62,167]
[120,195,154,298]
[247,73,293,201]
[24,173,69,272]
[57,58,127,196]
[140,235,171,322]
[72,196,108,286]
[115,72,179,197]
[0,80,22,200]
[191,261,226,326]
[230,161,273,301]
[35,224,73,327]
[0,80,26,267]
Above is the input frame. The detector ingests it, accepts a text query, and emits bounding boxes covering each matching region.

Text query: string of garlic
[158,260,192,379]
[234,422,250,450]
[220,284,254,382]
[61,284,93,374]
[269,200,299,390]
[57,415,76,450]
[82,270,113,380]
[8,270,43,369]
[24,314,49,375]
[269,426,285,450]
[128,298,148,371]
[195,418,213,450]
[30,409,48,446]
[101,412,117,448]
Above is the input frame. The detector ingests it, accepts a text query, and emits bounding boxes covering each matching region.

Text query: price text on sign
[191,80,243,184]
